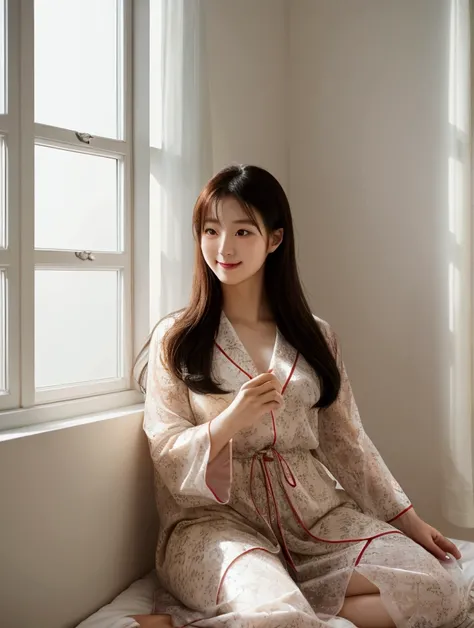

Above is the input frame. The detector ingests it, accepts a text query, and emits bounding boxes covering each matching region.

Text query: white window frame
[0,0,151,431]
[0,0,21,414]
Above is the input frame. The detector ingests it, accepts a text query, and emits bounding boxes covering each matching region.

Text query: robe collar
[215,311,298,390]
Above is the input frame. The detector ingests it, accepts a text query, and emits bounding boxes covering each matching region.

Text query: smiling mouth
[217,262,242,270]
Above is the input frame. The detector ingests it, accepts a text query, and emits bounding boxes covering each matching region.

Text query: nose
[218,233,235,258]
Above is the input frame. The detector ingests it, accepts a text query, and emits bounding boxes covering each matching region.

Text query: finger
[254,379,282,395]
[423,538,451,562]
[244,372,277,387]
[247,375,282,394]
[243,380,278,397]
[266,373,282,392]
[262,400,282,412]
[434,534,461,560]
[260,390,283,406]
[252,372,280,384]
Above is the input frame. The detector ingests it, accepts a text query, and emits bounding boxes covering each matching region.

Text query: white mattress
[76,540,474,628]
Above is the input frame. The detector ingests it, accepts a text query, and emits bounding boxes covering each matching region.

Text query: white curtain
[441,0,473,527]
[149,0,213,323]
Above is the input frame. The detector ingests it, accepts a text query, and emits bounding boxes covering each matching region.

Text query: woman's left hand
[391,509,461,561]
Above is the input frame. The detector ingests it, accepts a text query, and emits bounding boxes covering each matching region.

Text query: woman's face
[201,196,282,286]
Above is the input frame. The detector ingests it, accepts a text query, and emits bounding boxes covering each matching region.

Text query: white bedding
[76,540,474,628]
[76,572,158,628]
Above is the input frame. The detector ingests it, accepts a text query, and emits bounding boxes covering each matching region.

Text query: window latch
[75,251,95,261]
[75,132,94,144]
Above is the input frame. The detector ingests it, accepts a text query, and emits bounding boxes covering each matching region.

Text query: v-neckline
[221,311,279,377]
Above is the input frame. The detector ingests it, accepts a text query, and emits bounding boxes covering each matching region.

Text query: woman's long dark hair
[136,164,341,408]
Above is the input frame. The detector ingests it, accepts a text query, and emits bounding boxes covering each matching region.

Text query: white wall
[0,413,157,628]
[205,0,289,189]
[289,0,471,538]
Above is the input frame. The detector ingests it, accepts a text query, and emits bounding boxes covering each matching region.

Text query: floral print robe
[144,312,473,628]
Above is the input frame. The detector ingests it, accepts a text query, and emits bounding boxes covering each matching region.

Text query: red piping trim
[274,449,297,487]
[215,343,253,379]
[215,343,299,395]
[387,504,413,523]
[215,547,275,605]
[355,538,373,566]
[277,471,403,544]
[260,458,273,523]
[270,410,277,447]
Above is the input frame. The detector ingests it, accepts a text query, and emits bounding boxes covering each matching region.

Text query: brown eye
[236,229,250,236]
[204,228,217,235]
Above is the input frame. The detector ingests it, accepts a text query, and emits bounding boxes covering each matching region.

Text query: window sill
[0,401,145,443]
[0,388,144,434]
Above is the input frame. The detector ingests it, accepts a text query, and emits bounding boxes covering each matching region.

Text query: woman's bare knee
[345,571,379,597]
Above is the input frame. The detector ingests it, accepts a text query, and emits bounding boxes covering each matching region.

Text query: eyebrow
[203,218,256,225]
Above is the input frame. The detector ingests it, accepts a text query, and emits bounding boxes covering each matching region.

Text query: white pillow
[76,572,158,628]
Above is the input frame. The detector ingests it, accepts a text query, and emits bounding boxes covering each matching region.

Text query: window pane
[35,270,121,389]
[0,270,5,392]
[35,145,120,252]
[34,0,122,139]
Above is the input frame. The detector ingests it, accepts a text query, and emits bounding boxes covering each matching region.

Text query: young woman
[132,165,472,628]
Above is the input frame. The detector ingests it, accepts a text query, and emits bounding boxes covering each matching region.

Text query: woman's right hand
[209,373,283,461]
[227,372,283,431]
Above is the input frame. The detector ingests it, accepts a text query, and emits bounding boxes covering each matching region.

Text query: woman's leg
[354,534,467,628]
[162,520,346,627]
[218,549,352,627]
[218,549,314,616]
[339,595,394,628]
[344,571,379,596]
[338,571,395,628]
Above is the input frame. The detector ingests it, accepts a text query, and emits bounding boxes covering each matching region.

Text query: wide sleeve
[143,318,232,508]
[315,322,412,523]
